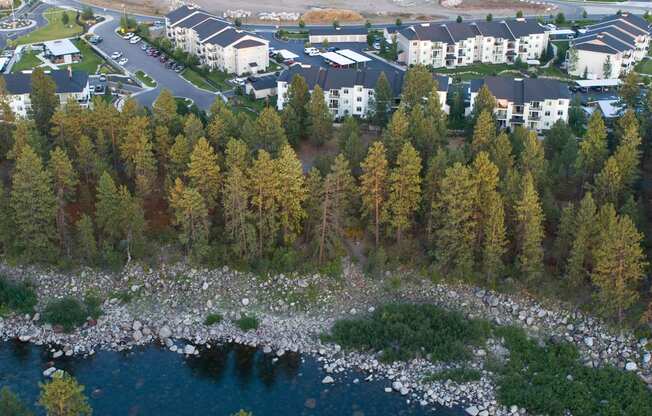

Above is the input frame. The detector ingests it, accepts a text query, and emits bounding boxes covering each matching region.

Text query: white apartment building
[308,27,368,44]
[467,76,570,132]
[397,18,549,68]
[165,5,269,75]
[568,13,651,79]
[1,70,91,118]
[277,65,450,119]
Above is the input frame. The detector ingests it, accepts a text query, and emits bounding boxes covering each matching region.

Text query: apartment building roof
[593,13,651,36]
[165,5,198,26]
[191,18,229,41]
[2,70,89,95]
[401,18,545,43]
[247,75,277,91]
[574,13,651,55]
[234,39,266,49]
[174,12,215,29]
[204,28,250,47]
[279,65,449,97]
[309,26,368,36]
[473,21,515,40]
[470,76,569,105]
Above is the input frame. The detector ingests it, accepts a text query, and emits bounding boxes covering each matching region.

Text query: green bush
[0,387,33,416]
[83,294,103,319]
[325,304,491,363]
[235,314,259,331]
[204,313,223,326]
[0,277,37,314]
[42,298,88,332]
[423,368,482,384]
[495,326,652,416]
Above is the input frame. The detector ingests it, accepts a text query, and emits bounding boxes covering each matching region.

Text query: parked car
[304,47,319,55]
[129,36,141,44]
[118,57,129,65]
[372,42,380,50]
[159,55,168,63]
[89,35,103,44]
[110,51,122,60]
[123,32,134,40]
[99,74,107,82]
[174,65,184,73]
[141,43,148,50]
[94,85,104,93]
[326,46,340,52]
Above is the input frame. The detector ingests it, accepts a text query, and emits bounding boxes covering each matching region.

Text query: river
[0,340,466,415]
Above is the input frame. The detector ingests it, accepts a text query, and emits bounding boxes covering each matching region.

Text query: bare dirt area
[103,0,551,21]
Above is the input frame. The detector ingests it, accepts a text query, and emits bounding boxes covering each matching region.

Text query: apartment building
[397,18,549,68]
[1,70,90,118]
[467,76,570,132]
[165,5,269,75]
[308,27,368,44]
[277,65,450,119]
[568,13,651,79]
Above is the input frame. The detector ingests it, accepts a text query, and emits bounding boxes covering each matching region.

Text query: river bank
[0,261,650,415]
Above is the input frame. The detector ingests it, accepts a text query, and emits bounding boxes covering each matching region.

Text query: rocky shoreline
[0,262,650,416]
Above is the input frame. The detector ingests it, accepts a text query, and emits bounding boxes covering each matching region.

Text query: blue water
[0,340,465,415]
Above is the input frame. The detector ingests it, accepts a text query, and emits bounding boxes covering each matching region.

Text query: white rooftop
[321,51,355,66]
[596,99,622,118]
[335,49,371,63]
[576,79,621,88]
[549,29,575,35]
[277,49,298,60]
[43,39,80,56]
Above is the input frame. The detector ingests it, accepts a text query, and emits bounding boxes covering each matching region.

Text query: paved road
[0,2,51,50]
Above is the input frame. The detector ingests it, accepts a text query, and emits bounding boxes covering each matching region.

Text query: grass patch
[71,39,103,74]
[423,368,482,384]
[11,49,42,73]
[324,304,491,363]
[235,314,259,332]
[135,70,157,87]
[109,290,133,304]
[42,297,89,332]
[0,277,37,315]
[16,8,83,45]
[181,68,218,92]
[205,313,223,326]
[203,70,230,90]
[83,293,103,320]
[495,326,652,416]
[434,63,515,76]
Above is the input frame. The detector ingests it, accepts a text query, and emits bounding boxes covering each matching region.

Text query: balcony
[496,110,507,119]
[529,112,541,121]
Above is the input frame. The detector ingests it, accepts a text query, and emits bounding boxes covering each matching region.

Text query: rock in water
[159,326,172,339]
[465,406,480,416]
[322,376,334,384]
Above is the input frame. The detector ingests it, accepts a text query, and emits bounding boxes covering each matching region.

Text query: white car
[123,32,134,40]
[110,51,122,60]
[129,36,141,44]
[118,57,129,65]
[304,47,319,56]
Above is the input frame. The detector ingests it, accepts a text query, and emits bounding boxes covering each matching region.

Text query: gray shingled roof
[174,12,214,29]
[248,75,277,90]
[401,24,454,43]
[2,70,88,95]
[205,28,248,47]
[473,21,515,40]
[234,39,265,49]
[574,43,616,54]
[594,13,651,36]
[192,18,230,41]
[309,26,368,36]
[445,22,480,41]
[504,19,546,38]
[470,76,569,105]
[278,66,449,96]
[166,6,197,26]
[401,18,543,43]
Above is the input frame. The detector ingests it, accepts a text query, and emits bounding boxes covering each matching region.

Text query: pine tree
[482,191,507,284]
[383,106,410,162]
[424,84,448,153]
[489,132,514,180]
[515,172,544,281]
[472,85,496,119]
[120,116,157,196]
[337,116,365,173]
[248,150,280,255]
[594,157,623,206]
[223,139,255,259]
[168,178,210,256]
[519,130,547,188]
[387,143,422,242]
[167,134,191,184]
[74,135,98,184]
[620,71,640,109]
[423,149,448,241]
[207,100,239,148]
[116,185,145,263]
[50,99,83,152]
[75,214,97,264]
[567,192,597,286]
[553,202,575,273]
[183,113,204,145]
[360,142,389,247]
[306,85,332,146]
[329,154,357,233]
[613,111,642,191]
[153,89,179,130]
[11,145,57,261]
[592,206,647,323]
[153,125,172,171]
[186,137,221,210]
[38,372,91,416]
[373,72,393,127]
[49,147,79,254]
[30,68,59,136]
[281,74,310,146]
[275,144,307,245]
[250,107,287,156]
[577,110,608,180]
[401,65,434,109]
[471,110,496,155]
[95,171,122,243]
[435,162,478,276]
[317,172,338,263]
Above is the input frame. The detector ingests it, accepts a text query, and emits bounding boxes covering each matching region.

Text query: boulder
[159,325,172,339]
[322,376,334,384]
[133,330,143,342]
[465,406,480,416]
[43,367,57,377]
[626,362,638,371]
[184,344,196,355]
[584,337,594,348]
[132,321,142,331]
[242,298,250,306]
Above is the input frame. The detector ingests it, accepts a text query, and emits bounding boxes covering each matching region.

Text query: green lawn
[70,40,103,74]
[635,58,652,75]
[434,62,515,76]
[135,70,157,87]
[11,50,42,72]
[16,8,83,45]
[203,70,230,90]
[181,68,218,92]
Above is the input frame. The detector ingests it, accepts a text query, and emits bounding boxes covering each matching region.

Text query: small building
[467,76,570,132]
[245,75,277,99]
[43,39,81,64]
[1,69,91,118]
[308,26,368,44]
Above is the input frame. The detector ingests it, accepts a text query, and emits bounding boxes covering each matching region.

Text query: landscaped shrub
[235,314,259,331]
[325,304,491,363]
[42,298,88,332]
[495,326,652,416]
[0,277,37,314]
[204,313,223,326]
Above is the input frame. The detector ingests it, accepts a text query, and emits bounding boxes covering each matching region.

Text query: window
[343,89,349,94]
[558,100,564,105]
[368,90,374,96]
[557,110,563,116]
[356,107,362,112]
[545,111,551,116]
[356,97,362,102]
